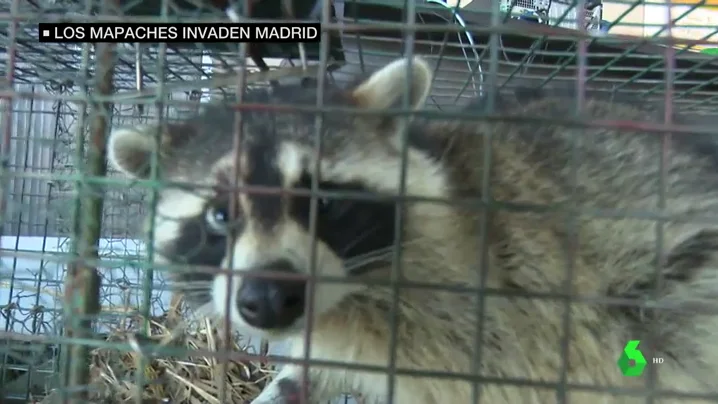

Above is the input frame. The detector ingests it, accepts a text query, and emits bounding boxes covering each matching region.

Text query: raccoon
[107,56,718,403]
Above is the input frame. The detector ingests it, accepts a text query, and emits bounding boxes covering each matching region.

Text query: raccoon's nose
[236,260,306,330]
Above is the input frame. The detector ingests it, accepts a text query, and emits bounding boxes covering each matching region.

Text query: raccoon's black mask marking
[161,217,227,268]
[157,196,235,307]
[291,172,397,274]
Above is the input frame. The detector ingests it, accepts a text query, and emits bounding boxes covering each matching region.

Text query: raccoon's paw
[249,377,304,404]
[250,366,325,404]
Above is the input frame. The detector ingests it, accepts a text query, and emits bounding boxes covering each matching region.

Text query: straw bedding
[41,297,275,404]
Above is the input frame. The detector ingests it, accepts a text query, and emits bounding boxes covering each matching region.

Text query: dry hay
[43,297,275,404]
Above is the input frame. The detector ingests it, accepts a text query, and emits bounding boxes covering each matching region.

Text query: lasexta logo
[617,340,648,376]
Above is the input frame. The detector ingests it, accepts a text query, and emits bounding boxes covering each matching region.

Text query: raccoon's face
[107,57,448,339]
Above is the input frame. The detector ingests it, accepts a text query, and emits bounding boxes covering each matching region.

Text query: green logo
[617,340,648,376]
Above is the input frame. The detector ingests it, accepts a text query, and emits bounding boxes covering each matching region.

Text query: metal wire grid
[0,14,237,399]
[0,0,716,403]
[7,1,717,110]
[0,72,209,401]
[0,3,350,402]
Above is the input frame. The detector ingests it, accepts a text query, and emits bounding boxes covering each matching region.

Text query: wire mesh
[0,0,717,403]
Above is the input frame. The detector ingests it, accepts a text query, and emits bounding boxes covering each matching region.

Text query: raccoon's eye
[317,196,352,220]
[317,197,333,213]
[205,206,230,235]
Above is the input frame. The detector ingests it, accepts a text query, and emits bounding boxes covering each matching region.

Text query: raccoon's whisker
[344,248,394,274]
[344,245,393,264]
[343,238,443,273]
[346,246,394,263]
[339,224,383,257]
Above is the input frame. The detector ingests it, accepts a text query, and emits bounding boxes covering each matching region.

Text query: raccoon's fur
[107,57,718,403]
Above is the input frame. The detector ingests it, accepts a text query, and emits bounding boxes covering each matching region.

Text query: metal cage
[1,0,718,403]
[500,0,602,31]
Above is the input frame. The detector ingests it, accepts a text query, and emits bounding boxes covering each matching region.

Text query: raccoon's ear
[351,56,432,111]
[107,125,165,179]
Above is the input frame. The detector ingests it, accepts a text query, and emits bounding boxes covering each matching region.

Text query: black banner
[38,22,321,43]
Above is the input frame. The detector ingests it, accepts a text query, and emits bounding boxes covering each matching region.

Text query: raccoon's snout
[236,260,307,330]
